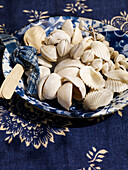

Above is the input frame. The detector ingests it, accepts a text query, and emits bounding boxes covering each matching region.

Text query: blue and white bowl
[2,16,128,118]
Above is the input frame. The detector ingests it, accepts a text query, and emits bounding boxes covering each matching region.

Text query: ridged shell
[38,75,49,101]
[91,58,102,71]
[62,19,74,38]
[24,26,46,53]
[70,43,84,60]
[45,30,71,45]
[91,41,110,61]
[40,45,58,62]
[79,66,105,89]
[57,67,79,78]
[57,39,72,57]
[72,27,83,45]
[104,70,128,83]
[38,56,52,68]
[81,37,93,51]
[81,49,94,64]
[57,82,73,110]
[105,78,128,92]
[43,73,61,100]
[62,76,86,100]
[54,58,84,73]
[83,89,113,110]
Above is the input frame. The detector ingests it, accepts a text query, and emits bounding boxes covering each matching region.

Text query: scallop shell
[43,73,61,100]
[62,76,86,100]
[105,78,128,92]
[38,75,49,101]
[40,45,58,62]
[83,89,113,110]
[81,49,94,64]
[54,58,84,73]
[104,70,128,83]
[38,56,52,68]
[91,41,110,61]
[70,43,84,60]
[45,30,71,45]
[79,66,105,89]
[72,27,83,45]
[91,58,102,71]
[57,82,73,110]
[24,26,46,53]
[39,66,51,78]
[62,19,74,38]
[57,67,79,78]
[57,39,72,57]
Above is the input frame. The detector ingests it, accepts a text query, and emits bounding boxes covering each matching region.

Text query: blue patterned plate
[2,16,128,118]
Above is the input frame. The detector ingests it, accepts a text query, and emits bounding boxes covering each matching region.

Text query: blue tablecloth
[0,0,128,169]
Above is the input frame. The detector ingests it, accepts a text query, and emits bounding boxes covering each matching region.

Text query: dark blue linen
[0,0,128,170]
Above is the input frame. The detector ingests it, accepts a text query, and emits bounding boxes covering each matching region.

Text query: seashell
[62,76,86,100]
[62,19,74,38]
[115,62,126,71]
[81,49,94,64]
[102,40,109,47]
[91,58,102,71]
[43,73,61,100]
[110,51,119,59]
[72,27,83,45]
[102,62,109,74]
[56,53,70,64]
[38,56,52,68]
[96,33,105,42]
[57,39,72,57]
[108,47,114,53]
[104,70,128,83]
[39,66,51,78]
[38,75,49,101]
[57,82,73,110]
[105,78,128,92]
[79,20,85,31]
[40,45,58,62]
[108,60,115,71]
[81,37,93,51]
[57,67,79,78]
[114,54,125,63]
[119,60,128,69]
[79,66,105,89]
[91,41,110,61]
[54,58,84,73]
[24,26,46,53]
[83,89,113,110]
[70,43,84,60]
[45,29,71,45]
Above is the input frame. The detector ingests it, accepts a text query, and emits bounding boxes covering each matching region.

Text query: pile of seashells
[23,19,128,111]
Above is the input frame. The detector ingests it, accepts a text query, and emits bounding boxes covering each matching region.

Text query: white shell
[81,49,94,64]
[83,89,113,110]
[57,39,72,57]
[102,40,109,47]
[62,19,74,38]
[104,70,128,83]
[102,62,109,74]
[91,41,110,61]
[119,60,128,69]
[54,58,84,73]
[45,30,71,45]
[38,56,52,68]
[79,66,105,89]
[105,78,128,92]
[57,82,73,110]
[38,75,49,101]
[72,27,83,45]
[63,76,86,100]
[81,37,93,51]
[43,73,61,100]
[57,67,79,78]
[79,20,85,31]
[40,45,58,62]
[91,58,102,71]
[24,26,46,53]
[110,51,119,59]
[96,33,105,42]
[114,54,125,63]
[39,66,51,78]
[70,43,84,60]
[108,60,115,71]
